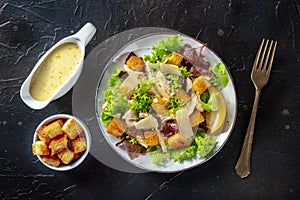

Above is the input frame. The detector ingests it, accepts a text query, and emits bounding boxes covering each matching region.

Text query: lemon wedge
[205,86,227,134]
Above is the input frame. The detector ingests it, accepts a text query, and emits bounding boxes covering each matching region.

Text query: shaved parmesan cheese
[176,108,194,138]
[135,115,158,130]
[119,71,145,94]
[160,64,181,75]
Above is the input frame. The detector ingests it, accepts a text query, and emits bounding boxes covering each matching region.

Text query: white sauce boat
[20,22,96,109]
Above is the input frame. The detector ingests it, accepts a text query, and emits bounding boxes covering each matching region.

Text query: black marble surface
[0,0,299,199]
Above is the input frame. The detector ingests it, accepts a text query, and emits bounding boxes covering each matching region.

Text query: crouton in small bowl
[32,114,91,171]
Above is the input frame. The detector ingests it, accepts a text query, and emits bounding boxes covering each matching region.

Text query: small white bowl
[21,23,96,109]
[33,114,91,171]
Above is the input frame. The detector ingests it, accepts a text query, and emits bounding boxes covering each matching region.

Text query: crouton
[41,155,61,167]
[175,88,191,103]
[71,137,87,154]
[43,119,64,139]
[192,76,210,95]
[107,118,127,138]
[125,52,145,71]
[57,148,74,164]
[32,140,50,155]
[49,134,68,155]
[189,111,205,127]
[36,125,51,144]
[151,95,167,115]
[143,131,159,146]
[62,118,83,139]
[167,52,184,66]
[167,133,191,150]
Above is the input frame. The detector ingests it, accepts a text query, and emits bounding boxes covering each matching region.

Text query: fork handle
[235,89,261,178]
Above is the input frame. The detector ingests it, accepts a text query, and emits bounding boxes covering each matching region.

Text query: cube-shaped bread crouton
[36,125,51,144]
[32,141,50,155]
[189,111,205,127]
[167,52,184,66]
[192,76,211,95]
[175,88,191,103]
[57,148,74,164]
[43,119,64,139]
[107,118,127,138]
[49,134,68,155]
[151,95,167,115]
[167,133,191,150]
[143,131,159,146]
[41,155,61,167]
[71,137,87,154]
[125,53,145,71]
[62,118,83,139]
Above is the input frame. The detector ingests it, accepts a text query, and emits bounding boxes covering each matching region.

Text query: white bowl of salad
[96,33,237,172]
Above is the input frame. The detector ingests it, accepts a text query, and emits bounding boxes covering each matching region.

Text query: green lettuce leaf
[210,63,229,89]
[129,80,155,114]
[179,67,192,77]
[108,68,122,88]
[167,74,182,93]
[100,89,128,126]
[197,90,218,112]
[166,96,184,115]
[144,35,183,63]
[194,131,217,157]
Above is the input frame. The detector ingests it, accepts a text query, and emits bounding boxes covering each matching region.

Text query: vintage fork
[235,39,277,178]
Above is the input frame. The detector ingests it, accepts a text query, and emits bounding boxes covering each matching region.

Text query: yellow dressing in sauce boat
[30,43,82,101]
[20,22,96,109]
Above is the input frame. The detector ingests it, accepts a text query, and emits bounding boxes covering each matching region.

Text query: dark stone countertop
[0,0,299,199]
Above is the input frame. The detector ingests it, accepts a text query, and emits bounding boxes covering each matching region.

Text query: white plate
[96,33,237,172]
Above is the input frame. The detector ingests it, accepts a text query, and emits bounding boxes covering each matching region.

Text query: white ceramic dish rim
[95,32,238,173]
[33,114,91,171]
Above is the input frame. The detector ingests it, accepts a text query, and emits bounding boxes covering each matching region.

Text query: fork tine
[253,39,265,71]
[267,40,277,74]
[258,39,269,70]
[262,40,273,72]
